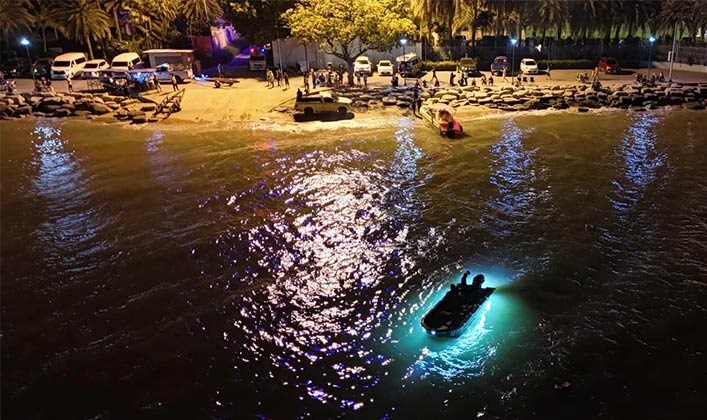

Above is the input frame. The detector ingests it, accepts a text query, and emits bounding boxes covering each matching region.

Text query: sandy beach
[146,68,707,127]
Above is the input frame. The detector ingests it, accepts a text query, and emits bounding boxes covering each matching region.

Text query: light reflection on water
[30,121,107,278]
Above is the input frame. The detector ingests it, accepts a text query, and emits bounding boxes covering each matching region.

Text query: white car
[520,58,539,75]
[77,59,110,78]
[353,56,372,76]
[153,63,193,83]
[377,60,394,76]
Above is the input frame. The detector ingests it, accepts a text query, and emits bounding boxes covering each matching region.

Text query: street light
[510,38,518,77]
[20,37,32,73]
[400,37,407,85]
[647,36,656,73]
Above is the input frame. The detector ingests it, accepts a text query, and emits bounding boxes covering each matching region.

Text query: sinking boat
[419,105,464,138]
[421,279,494,337]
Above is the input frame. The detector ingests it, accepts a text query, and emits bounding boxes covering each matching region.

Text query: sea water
[2,110,706,419]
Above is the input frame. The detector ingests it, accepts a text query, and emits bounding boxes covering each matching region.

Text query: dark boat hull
[421,286,494,337]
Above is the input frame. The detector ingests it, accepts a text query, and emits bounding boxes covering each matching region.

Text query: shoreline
[2,69,706,132]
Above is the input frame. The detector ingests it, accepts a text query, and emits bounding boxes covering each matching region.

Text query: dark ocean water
[2,111,706,420]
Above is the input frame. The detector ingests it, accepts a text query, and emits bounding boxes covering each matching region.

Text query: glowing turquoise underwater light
[385,267,534,383]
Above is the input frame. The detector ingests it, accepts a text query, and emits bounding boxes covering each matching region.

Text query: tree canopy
[283,0,416,74]
[225,0,295,45]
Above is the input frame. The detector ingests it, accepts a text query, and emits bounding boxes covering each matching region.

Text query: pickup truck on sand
[294,91,352,115]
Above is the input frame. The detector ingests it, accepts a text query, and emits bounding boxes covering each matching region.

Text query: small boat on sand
[420,104,464,138]
[421,272,494,337]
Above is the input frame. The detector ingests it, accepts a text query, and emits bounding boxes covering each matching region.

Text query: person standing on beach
[546,64,551,80]
[217,63,223,78]
[432,68,438,83]
[502,66,507,82]
[66,75,73,93]
[171,74,178,91]
[283,71,290,90]
[152,74,161,92]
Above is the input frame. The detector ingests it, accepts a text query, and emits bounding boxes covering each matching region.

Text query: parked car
[396,53,422,77]
[77,59,110,78]
[457,57,482,77]
[353,56,372,76]
[294,91,352,115]
[51,52,87,79]
[111,52,143,71]
[377,59,394,76]
[153,63,193,83]
[490,56,508,75]
[598,57,621,74]
[519,58,539,74]
[32,58,54,78]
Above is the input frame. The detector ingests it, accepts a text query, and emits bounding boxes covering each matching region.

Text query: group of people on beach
[266,67,290,90]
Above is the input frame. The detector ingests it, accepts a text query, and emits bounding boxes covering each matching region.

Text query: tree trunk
[85,34,94,59]
[113,9,122,41]
[42,27,47,52]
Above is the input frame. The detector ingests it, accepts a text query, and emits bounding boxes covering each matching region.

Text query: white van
[50,52,87,79]
[111,52,143,71]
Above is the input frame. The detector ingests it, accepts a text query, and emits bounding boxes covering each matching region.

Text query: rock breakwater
[0,91,165,123]
[331,81,707,113]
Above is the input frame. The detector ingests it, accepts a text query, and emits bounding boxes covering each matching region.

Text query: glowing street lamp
[647,36,656,72]
[510,38,518,76]
[20,37,32,69]
[400,37,407,85]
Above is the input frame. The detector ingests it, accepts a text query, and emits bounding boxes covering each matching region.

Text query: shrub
[421,61,458,71]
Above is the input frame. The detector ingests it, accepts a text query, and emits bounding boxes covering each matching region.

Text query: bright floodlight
[510,38,518,46]
[649,36,656,43]
[400,38,407,45]
[20,38,30,46]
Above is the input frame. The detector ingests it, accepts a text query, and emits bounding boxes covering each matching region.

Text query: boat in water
[421,272,494,337]
[419,104,464,139]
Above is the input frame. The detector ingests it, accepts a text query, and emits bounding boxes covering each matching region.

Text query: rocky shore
[0,91,170,123]
[2,78,706,125]
[332,81,707,113]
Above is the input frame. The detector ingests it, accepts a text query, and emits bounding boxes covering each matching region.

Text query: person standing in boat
[460,271,471,287]
[471,274,485,289]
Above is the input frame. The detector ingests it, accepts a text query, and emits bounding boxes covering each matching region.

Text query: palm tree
[104,0,125,41]
[0,0,34,63]
[182,0,223,34]
[410,0,464,39]
[533,0,568,40]
[57,0,111,59]
[31,1,62,53]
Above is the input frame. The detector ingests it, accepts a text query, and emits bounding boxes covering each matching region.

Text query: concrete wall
[651,61,707,73]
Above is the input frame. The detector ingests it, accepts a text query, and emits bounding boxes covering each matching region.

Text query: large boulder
[54,108,72,117]
[15,105,32,115]
[579,99,600,109]
[381,96,397,106]
[38,104,61,113]
[89,102,111,114]
[41,96,64,106]
[683,101,705,110]
[132,114,147,124]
